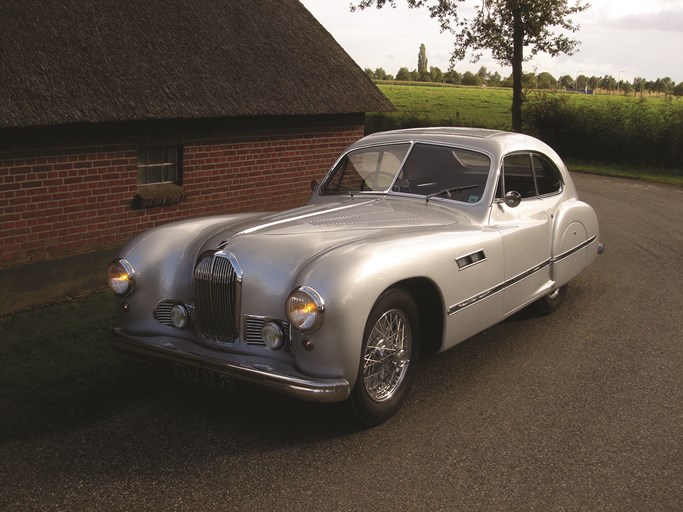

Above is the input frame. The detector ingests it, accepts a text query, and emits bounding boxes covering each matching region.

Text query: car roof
[348,127,560,163]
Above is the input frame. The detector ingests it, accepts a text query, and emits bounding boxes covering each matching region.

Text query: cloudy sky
[300,0,683,83]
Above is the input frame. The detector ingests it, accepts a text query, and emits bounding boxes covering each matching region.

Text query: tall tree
[418,43,429,74]
[352,0,590,132]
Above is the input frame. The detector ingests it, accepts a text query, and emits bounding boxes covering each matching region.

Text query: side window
[502,154,537,199]
[138,147,182,186]
[532,154,563,196]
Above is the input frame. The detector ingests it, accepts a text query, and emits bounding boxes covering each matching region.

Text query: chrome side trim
[447,236,596,315]
[550,236,597,263]
[111,328,350,402]
[448,259,550,315]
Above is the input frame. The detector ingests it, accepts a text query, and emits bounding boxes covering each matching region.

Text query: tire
[350,288,420,426]
[535,285,567,315]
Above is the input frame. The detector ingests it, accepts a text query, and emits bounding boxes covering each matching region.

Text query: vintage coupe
[108,128,601,425]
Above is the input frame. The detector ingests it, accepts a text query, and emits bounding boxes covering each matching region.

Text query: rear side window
[498,152,563,199]
[532,154,563,196]
[501,154,537,199]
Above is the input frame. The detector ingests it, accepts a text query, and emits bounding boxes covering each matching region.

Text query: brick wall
[1,120,364,270]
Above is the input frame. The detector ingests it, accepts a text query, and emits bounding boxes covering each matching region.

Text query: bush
[524,93,683,169]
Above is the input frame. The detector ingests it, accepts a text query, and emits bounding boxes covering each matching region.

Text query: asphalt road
[1,174,681,511]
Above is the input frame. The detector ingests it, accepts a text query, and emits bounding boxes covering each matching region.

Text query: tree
[633,77,647,96]
[558,74,574,90]
[461,71,481,86]
[429,66,444,82]
[536,71,557,90]
[488,71,503,87]
[599,75,617,94]
[374,67,388,80]
[444,69,462,84]
[396,67,412,81]
[673,82,683,97]
[620,81,633,95]
[576,74,587,92]
[352,0,590,132]
[418,43,429,74]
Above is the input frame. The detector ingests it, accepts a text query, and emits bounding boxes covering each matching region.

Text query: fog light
[262,322,284,350]
[171,304,189,329]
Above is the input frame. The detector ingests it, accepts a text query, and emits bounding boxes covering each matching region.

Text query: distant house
[0,0,392,313]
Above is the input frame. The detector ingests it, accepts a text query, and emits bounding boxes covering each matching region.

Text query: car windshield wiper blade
[425,184,478,201]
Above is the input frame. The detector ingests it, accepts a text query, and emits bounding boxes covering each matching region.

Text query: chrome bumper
[111,328,350,403]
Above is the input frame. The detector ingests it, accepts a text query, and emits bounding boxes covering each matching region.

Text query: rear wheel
[350,288,420,426]
[535,285,567,315]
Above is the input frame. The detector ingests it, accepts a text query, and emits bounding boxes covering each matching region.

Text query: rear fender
[550,199,599,286]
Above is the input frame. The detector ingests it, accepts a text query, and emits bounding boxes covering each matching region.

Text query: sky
[300,0,683,84]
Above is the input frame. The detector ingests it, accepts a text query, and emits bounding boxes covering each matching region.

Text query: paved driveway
[1,173,681,511]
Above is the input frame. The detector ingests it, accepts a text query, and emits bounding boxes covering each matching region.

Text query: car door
[489,153,553,314]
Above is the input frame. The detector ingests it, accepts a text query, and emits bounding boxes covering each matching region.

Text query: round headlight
[107,259,135,296]
[261,322,284,350]
[286,286,325,332]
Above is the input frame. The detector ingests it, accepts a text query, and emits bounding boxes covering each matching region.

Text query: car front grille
[193,251,243,344]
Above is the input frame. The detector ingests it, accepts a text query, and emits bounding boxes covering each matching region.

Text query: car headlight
[286,286,325,332]
[107,258,135,296]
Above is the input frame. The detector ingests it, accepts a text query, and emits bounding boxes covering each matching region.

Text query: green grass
[568,160,683,187]
[371,83,513,131]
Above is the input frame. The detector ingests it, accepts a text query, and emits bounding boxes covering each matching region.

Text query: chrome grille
[193,251,243,344]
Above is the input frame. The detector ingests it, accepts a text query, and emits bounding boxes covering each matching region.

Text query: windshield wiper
[425,184,478,202]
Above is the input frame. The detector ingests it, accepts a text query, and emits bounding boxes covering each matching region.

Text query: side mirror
[504,190,522,208]
[310,178,319,192]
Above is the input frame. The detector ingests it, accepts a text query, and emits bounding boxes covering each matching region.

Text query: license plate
[172,362,234,391]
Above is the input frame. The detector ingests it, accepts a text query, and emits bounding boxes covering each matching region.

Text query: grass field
[373,83,514,130]
[374,82,682,131]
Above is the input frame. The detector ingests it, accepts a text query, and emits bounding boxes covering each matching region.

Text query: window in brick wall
[133,146,186,209]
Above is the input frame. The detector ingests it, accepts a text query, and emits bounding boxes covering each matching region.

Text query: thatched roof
[0,0,393,130]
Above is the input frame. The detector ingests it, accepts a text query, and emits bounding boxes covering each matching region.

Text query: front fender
[285,229,459,389]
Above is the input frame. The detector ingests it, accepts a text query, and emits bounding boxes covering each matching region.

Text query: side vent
[456,250,486,270]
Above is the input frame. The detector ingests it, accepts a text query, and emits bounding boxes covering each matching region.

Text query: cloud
[607,10,683,33]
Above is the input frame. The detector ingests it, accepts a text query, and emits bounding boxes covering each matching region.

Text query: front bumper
[111,328,350,402]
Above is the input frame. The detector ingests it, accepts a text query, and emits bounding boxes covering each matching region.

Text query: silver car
[108,127,601,425]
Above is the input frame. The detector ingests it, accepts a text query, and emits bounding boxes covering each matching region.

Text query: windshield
[393,143,491,203]
[319,142,491,203]
[320,143,410,194]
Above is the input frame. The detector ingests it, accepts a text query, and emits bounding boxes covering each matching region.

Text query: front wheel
[350,288,420,426]
[535,285,568,315]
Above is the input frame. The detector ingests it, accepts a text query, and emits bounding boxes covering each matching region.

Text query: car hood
[224,196,466,238]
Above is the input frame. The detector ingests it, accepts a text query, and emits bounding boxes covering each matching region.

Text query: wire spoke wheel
[351,288,420,426]
[362,309,411,402]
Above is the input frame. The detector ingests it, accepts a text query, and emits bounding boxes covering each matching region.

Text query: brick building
[0,0,392,313]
